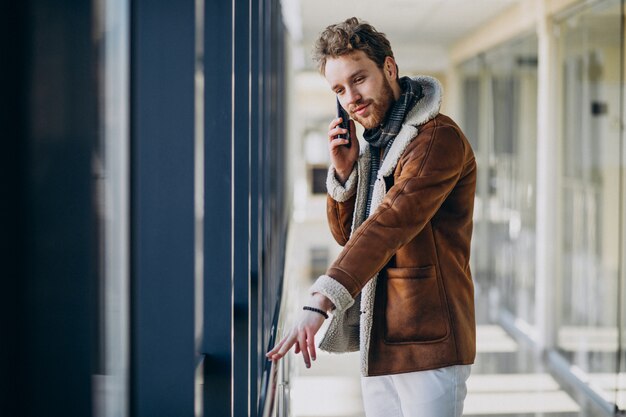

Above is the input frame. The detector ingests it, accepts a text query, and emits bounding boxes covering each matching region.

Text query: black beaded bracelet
[303,306,329,319]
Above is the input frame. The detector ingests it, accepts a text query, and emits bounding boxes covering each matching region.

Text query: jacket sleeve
[326,164,357,246]
[325,123,468,298]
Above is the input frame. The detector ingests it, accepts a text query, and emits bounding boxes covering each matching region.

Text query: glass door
[556,0,623,408]
[460,35,539,331]
[484,36,539,331]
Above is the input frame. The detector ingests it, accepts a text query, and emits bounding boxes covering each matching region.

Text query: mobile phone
[335,97,351,148]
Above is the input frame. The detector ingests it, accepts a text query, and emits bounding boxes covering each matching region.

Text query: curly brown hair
[313,17,395,75]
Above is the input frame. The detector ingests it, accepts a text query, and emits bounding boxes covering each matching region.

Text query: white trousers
[360,365,471,417]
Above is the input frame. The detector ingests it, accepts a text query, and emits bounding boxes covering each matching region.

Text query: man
[267,17,476,417]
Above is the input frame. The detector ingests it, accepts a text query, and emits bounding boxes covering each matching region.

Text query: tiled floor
[289,322,613,417]
[464,326,606,417]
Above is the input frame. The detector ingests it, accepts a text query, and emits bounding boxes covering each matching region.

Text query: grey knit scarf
[363,76,423,149]
[364,77,423,216]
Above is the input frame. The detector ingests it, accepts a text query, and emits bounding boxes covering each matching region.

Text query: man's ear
[384,56,397,79]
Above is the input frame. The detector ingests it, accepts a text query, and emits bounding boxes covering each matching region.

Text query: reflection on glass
[460,34,538,330]
[93,0,130,415]
[556,0,622,407]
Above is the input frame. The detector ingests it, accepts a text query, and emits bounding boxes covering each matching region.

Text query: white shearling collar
[377,75,443,178]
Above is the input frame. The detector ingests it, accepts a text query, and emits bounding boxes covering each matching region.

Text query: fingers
[307,329,317,361]
[265,310,324,368]
[298,331,311,368]
[328,125,348,142]
[265,330,317,369]
[328,117,350,142]
[275,334,296,359]
[327,117,342,131]
[329,137,350,150]
[267,337,286,356]
[266,333,295,361]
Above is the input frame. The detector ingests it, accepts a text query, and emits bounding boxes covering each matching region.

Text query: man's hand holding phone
[329,99,359,184]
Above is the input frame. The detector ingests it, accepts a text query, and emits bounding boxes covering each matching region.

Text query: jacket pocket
[384,265,449,344]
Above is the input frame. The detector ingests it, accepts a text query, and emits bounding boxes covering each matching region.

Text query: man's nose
[345,88,362,106]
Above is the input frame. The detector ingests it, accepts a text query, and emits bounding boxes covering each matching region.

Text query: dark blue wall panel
[1,0,98,416]
[131,1,196,416]
[0,2,26,415]
[203,0,234,415]
[233,0,251,416]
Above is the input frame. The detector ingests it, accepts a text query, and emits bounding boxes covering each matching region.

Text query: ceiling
[282,0,522,72]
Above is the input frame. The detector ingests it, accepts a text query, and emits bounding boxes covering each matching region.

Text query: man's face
[325,50,396,130]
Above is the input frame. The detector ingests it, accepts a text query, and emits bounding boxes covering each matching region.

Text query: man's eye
[354,77,364,83]
[336,89,344,95]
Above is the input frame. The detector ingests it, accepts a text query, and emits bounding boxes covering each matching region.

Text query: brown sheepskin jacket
[310,76,477,377]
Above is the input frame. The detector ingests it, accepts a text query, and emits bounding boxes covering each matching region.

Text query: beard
[349,76,395,130]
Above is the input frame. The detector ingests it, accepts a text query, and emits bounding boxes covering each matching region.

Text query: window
[310,166,328,195]
[310,246,329,280]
